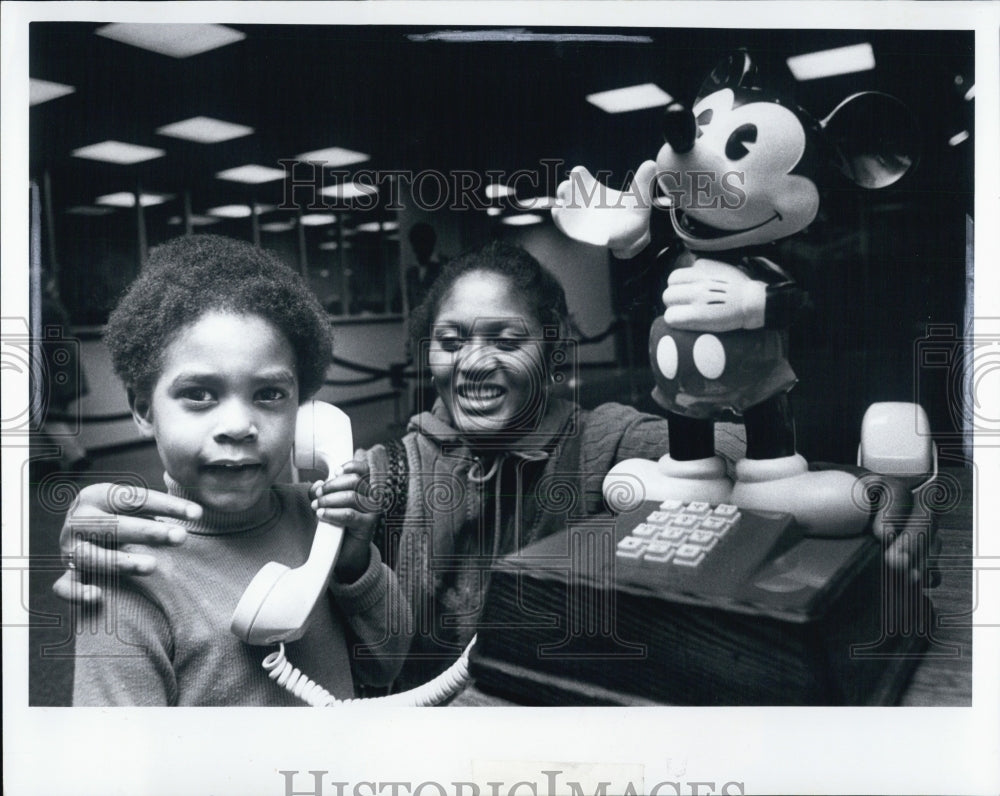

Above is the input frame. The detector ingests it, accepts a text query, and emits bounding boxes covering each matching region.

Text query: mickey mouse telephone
[553,50,936,531]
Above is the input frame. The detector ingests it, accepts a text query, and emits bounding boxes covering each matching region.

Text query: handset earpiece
[231,400,354,646]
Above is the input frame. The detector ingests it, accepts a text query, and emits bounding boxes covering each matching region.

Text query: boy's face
[132,311,299,514]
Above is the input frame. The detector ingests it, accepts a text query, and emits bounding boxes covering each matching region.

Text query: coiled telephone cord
[262,636,475,706]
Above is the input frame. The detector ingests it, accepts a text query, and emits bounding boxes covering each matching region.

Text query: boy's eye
[256,387,288,402]
[179,387,215,404]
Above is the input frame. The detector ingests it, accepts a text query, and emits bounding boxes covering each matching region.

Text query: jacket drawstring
[467,449,550,566]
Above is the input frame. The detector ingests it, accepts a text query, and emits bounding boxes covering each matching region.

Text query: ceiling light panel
[95,23,246,58]
[207,204,253,219]
[167,215,220,226]
[95,192,173,208]
[295,147,370,167]
[586,83,672,113]
[299,214,338,227]
[215,164,286,184]
[156,116,254,143]
[354,220,398,232]
[72,140,165,165]
[65,205,113,216]
[261,221,296,233]
[787,43,875,81]
[500,213,544,226]
[30,78,75,106]
[485,184,515,199]
[320,181,379,200]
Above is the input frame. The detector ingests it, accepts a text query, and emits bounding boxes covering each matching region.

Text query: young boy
[72,234,409,706]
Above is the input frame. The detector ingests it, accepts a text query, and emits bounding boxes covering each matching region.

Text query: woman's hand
[311,455,382,584]
[52,483,201,603]
[865,473,942,587]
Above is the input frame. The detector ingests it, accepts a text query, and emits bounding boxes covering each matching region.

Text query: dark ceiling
[29,24,975,224]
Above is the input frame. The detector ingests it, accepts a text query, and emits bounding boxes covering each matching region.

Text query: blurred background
[25,23,974,703]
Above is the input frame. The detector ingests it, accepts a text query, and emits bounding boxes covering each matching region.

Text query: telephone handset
[231,399,475,706]
[231,399,354,646]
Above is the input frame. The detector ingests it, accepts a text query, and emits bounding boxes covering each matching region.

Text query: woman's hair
[104,234,333,400]
[409,241,571,355]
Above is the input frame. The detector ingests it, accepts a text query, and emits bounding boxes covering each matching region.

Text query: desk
[453,467,973,707]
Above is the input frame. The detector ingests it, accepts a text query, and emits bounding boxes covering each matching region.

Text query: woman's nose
[214,400,258,442]
[458,338,501,373]
[663,102,697,153]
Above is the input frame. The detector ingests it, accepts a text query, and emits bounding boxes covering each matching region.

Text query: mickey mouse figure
[553,50,921,535]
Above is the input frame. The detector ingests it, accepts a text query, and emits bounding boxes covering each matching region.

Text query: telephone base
[470,504,932,705]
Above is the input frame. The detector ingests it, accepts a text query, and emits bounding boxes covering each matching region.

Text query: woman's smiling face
[428,270,548,442]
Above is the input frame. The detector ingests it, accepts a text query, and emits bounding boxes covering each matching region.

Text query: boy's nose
[214,401,259,442]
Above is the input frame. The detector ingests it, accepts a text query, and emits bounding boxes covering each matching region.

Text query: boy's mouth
[201,460,264,475]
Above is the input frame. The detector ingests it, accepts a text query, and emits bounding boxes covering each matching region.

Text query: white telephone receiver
[231,400,354,646]
[231,399,474,706]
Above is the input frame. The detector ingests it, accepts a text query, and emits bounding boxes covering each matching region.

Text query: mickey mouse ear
[821,92,920,189]
[696,50,758,102]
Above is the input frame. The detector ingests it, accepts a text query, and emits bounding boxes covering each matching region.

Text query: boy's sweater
[73,478,409,706]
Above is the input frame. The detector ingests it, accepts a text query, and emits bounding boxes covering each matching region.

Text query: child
[72,234,409,706]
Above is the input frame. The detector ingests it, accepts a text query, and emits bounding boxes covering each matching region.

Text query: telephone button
[632,522,660,538]
[673,543,706,567]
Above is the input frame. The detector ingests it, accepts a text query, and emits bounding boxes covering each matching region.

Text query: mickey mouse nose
[663,102,697,153]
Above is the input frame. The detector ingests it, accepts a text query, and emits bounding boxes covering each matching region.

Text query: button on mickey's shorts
[648,316,797,419]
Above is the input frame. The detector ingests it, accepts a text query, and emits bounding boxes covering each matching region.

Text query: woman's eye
[725,123,758,160]
[495,337,526,352]
[436,336,463,353]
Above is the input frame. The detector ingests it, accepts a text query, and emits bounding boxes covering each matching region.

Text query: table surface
[452,466,973,707]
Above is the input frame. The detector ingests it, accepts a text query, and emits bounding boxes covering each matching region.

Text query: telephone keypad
[615,501,742,569]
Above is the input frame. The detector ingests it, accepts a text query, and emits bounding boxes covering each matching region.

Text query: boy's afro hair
[104,234,333,400]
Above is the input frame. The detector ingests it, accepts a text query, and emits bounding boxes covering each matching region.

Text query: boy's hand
[52,483,200,604]
[311,454,381,584]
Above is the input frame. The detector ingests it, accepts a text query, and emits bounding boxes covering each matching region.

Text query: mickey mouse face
[654,87,821,252]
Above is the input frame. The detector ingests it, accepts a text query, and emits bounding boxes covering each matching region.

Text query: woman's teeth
[457,385,504,400]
